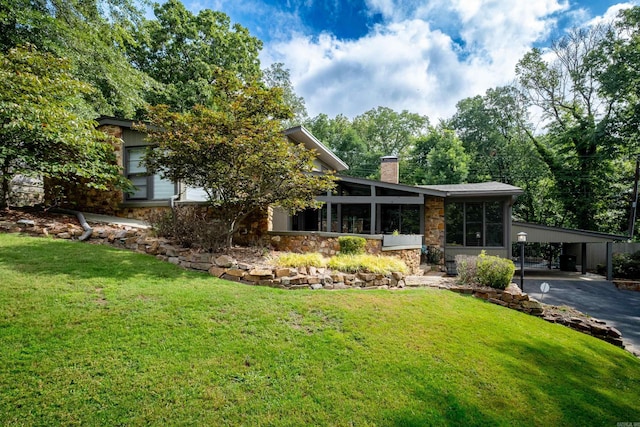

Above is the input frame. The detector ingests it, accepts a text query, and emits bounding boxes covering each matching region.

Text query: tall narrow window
[485,201,504,247]
[445,202,464,245]
[465,202,483,247]
[125,147,176,201]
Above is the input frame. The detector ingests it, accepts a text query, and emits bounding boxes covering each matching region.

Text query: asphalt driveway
[523,272,640,353]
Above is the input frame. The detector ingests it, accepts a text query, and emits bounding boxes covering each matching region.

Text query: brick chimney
[380,156,399,184]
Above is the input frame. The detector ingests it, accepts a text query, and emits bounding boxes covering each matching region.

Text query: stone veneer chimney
[380,156,399,184]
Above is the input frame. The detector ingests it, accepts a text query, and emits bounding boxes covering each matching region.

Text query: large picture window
[125,147,176,201]
[380,204,420,234]
[445,201,504,247]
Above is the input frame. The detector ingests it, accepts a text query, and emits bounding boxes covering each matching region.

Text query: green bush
[455,251,515,289]
[338,236,367,255]
[612,251,640,279]
[476,252,515,289]
[327,254,409,274]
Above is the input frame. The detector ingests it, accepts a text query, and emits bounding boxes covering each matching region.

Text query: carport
[511,222,627,280]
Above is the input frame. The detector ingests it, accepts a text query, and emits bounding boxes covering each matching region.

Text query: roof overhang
[97,116,136,129]
[285,126,349,172]
[418,181,524,198]
[331,174,447,197]
[512,221,628,243]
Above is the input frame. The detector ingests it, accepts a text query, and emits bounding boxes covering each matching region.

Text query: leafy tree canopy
[0,0,154,118]
[262,62,308,128]
[516,24,628,232]
[0,46,127,208]
[142,69,335,247]
[127,0,263,111]
[411,127,469,185]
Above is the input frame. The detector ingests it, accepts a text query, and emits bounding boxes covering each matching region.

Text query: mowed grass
[1,234,639,426]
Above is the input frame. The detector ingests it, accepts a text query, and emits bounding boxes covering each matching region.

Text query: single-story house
[52,117,524,269]
[269,155,523,265]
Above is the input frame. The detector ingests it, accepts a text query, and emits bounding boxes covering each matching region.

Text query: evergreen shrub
[338,236,367,255]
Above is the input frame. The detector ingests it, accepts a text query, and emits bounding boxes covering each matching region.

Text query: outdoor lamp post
[517,232,527,292]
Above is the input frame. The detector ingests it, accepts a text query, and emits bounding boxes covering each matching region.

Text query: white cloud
[261,1,635,121]
[586,2,636,26]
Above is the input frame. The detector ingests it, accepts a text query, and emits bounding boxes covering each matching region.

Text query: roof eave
[285,125,349,172]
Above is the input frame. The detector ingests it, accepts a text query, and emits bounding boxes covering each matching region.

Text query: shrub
[476,252,515,290]
[612,251,640,279]
[148,205,225,251]
[275,253,327,268]
[327,254,409,274]
[455,255,478,286]
[455,252,515,289]
[338,236,367,255]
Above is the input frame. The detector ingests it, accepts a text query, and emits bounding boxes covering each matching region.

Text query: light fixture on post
[517,232,527,292]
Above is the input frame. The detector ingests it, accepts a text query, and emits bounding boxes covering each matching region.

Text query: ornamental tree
[142,69,336,247]
[0,46,127,209]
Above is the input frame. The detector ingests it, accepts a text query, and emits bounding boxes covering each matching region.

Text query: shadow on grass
[391,390,498,427]
[388,327,640,426]
[490,335,640,425]
[0,234,199,282]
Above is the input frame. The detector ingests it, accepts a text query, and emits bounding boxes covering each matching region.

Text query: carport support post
[581,243,587,275]
[606,242,613,281]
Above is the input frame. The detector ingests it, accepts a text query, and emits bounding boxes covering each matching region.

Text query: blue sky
[184,0,638,120]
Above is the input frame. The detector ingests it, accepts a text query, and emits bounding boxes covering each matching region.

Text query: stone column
[424,196,445,263]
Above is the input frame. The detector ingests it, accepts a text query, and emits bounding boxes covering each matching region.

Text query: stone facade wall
[9,176,43,207]
[269,233,382,256]
[114,204,270,247]
[383,248,421,274]
[424,196,445,256]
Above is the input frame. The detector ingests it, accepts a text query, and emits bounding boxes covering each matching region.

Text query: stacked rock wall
[1,220,408,291]
[269,232,382,256]
[446,283,624,348]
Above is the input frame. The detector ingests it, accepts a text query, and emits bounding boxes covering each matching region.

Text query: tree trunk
[0,163,10,209]
[225,219,236,249]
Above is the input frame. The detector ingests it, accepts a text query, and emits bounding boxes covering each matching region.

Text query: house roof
[285,126,349,172]
[98,118,349,172]
[512,221,627,243]
[333,174,447,197]
[97,116,137,128]
[418,181,523,197]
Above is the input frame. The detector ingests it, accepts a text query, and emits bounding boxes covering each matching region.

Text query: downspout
[52,208,93,241]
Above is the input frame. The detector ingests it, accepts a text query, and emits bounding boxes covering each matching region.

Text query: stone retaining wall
[446,283,624,348]
[1,219,407,291]
[613,280,640,292]
[542,312,624,347]
[447,283,545,316]
[268,232,421,274]
[0,217,627,350]
[269,232,382,256]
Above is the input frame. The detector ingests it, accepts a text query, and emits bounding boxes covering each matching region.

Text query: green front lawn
[1,233,639,426]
